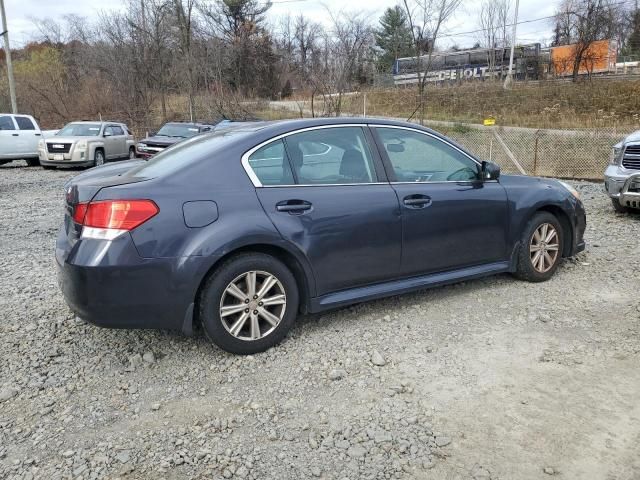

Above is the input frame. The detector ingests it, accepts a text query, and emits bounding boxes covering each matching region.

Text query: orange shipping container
[551,39,617,76]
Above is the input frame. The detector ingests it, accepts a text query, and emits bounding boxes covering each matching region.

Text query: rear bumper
[56,230,204,332]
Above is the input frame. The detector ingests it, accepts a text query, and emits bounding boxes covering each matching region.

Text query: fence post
[494,131,527,175]
[533,129,540,176]
[363,93,367,118]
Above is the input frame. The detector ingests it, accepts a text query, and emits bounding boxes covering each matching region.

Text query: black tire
[94,149,105,167]
[611,198,630,214]
[199,253,299,354]
[26,158,41,167]
[128,147,136,160]
[513,211,564,282]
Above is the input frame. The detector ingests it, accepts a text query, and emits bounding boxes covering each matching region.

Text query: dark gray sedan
[57,118,586,354]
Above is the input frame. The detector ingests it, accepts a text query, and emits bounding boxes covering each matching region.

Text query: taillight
[73,200,158,240]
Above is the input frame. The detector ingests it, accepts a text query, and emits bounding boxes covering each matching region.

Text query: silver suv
[39,121,135,169]
[604,131,640,213]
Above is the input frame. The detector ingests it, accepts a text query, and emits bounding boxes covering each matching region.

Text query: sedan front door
[372,126,509,277]
[247,126,402,296]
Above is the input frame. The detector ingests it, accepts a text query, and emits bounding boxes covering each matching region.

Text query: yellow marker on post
[483,117,496,126]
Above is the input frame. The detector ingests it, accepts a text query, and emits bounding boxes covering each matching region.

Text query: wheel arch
[193,243,314,325]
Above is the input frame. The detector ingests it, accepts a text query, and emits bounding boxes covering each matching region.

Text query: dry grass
[338,79,640,130]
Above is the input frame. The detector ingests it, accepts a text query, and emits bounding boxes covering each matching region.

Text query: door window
[247,139,295,186]
[284,127,377,184]
[111,125,125,136]
[376,127,479,182]
[0,116,15,130]
[15,116,35,130]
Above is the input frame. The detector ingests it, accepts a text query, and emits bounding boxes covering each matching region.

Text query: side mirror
[481,161,500,181]
[103,131,112,137]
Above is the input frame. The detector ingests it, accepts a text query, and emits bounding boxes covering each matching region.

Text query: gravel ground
[1,161,639,480]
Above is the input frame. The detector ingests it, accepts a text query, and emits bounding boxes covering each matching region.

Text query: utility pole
[0,0,17,113]
[503,0,520,90]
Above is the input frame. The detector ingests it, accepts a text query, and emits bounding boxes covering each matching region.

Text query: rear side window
[284,127,377,184]
[247,139,294,186]
[0,115,15,130]
[15,116,35,130]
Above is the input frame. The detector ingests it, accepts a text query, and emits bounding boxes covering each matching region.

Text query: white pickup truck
[0,114,57,167]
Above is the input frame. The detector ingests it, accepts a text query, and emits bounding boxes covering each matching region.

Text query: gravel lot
[1,161,639,480]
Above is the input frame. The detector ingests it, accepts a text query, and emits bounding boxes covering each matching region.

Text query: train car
[392,44,542,85]
[550,39,617,77]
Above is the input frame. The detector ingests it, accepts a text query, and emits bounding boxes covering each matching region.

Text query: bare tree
[402,0,463,123]
[477,0,510,75]
[553,0,618,81]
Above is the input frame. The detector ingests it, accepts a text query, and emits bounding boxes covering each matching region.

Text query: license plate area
[54,154,64,161]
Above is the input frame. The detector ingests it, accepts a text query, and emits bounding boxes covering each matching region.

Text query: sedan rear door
[247,125,402,296]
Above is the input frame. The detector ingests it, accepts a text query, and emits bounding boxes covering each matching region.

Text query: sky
[2,0,558,51]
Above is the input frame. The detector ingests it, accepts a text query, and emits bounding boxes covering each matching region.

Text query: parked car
[136,122,216,158]
[57,118,586,354]
[39,121,135,169]
[604,131,640,212]
[0,113,57,167]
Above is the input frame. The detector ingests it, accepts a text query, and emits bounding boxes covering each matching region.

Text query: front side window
[247,139,294,186]
[110,125,124,136]
[0,115,15,131]
[284,127,377,184]
[15,116,35,130]
[376,127,479,182]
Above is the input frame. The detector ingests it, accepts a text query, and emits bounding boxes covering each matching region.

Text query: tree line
[0,0,639,130]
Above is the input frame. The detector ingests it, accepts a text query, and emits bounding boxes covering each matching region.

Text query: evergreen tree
[374,6,413,73]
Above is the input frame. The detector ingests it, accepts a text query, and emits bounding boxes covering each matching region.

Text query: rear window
[125,128,256,178]
[15,116,35,130]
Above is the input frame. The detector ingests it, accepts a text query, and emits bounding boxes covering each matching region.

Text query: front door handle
[276,200,312,214]
[11,133,19,136]
[403,195,432,208]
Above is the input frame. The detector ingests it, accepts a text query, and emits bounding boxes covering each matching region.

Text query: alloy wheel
[219,271,286,341]
[529,223,560,273]
[95,151,105,166]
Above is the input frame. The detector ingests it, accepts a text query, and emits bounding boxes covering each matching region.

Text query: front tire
[26,158,41,167]
[611,198,630,214]
[199,253,299,354]
[128,147,136,160]
[94,149,105,167]
[514,212,564,282]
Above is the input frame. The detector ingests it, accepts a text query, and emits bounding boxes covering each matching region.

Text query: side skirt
[308,261,511,314]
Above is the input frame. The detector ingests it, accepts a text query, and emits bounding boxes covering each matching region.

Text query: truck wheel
[128,147,136,159]
[94,149,105,167]
[26,158,41,167]
[611,198,630,214]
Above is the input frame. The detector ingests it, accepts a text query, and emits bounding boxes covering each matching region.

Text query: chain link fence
[279,89,636,181]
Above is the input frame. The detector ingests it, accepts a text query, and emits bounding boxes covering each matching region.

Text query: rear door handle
[11,133,19,136]
[403,195,432,208]
[276,200,312,214]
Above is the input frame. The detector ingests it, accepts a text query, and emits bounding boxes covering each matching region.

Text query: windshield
[57,123,102,136]
[125,127,260,178]
[156,124,202,138]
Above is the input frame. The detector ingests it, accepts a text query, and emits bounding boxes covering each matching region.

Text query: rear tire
[514,212,564,282]
[611,198,630,214]
[26,158,41,167]
[128,147,136,160]
[199,253,299,354]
